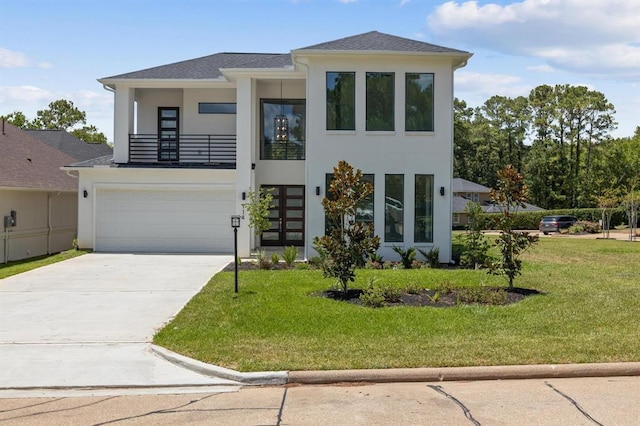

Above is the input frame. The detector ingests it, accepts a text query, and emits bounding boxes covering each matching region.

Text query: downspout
[296,57,311,261]
[47,191,61,254]
[2,222,7,264]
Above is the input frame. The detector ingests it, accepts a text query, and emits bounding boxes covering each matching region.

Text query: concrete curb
[150,345,288,385]
[152,345,640,386]
[288,362,640,384]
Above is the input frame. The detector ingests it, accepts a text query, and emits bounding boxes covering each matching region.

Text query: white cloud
[38,62,53,69]
[427,0,640,78]
[526,64,555,73]
[0,48,29,68]
[0,85,53,104]
[339,0,357,3]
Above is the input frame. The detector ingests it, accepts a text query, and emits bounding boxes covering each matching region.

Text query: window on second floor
[405,73,434,132]
[366,72,394,131]
[261,99,306,160]
[326,72,355,131]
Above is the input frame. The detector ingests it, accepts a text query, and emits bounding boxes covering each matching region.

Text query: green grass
[154,238,640,371]
[0,250,88,279]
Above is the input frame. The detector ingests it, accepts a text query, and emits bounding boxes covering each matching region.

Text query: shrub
[359,279,402,307]
[270,253,280,266]
[308,256,324,269]
[392,246,417,269]
[405,282,423,294]
[256,250,272,270]
[417,247,440,268]
[282,246,298,268]
[457,287,508,305]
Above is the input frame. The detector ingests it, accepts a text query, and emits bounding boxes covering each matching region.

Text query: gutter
[47,191,61,254]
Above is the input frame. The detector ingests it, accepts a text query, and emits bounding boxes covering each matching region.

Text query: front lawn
[0,249,88,279]
[154,238,640,371]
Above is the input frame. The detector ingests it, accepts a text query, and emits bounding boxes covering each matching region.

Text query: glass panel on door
[158,107,179,161]
[260,185,305,246]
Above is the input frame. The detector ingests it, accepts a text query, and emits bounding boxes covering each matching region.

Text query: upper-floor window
[366,72,395,131]
[260,99,306,160]
[405,73,434,132]
[326,72,355,131]
[198,103,237,114]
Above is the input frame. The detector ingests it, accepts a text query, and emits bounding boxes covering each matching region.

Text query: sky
[1,0,639,142]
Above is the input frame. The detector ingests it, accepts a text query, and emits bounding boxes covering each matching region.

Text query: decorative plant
[270,253,280,266]
[392,246,417,269]
[281,246,298,268]
[242,187,274,236]
[460,202,492,269]
[417,247,440,268]
[313,161,380,293]
[488,165,539,288]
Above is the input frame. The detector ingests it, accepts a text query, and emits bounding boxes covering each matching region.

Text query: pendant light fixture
[274,80,289,143]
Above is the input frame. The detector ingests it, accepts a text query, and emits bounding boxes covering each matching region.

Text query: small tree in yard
[242,188,274,236]
[596,188,619,239]
[489,165,538,288]
[313,161,380,293]
[460,202,492,269]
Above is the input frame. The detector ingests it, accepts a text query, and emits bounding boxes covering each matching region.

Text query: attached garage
[95,187,234,253]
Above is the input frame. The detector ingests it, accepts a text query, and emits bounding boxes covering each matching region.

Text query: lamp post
[231,215,241,293]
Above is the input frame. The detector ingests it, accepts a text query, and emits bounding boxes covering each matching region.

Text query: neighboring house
[65,31,471,261]
[452,177,545,227]
[26,129,113,162]
[0,121,78,263]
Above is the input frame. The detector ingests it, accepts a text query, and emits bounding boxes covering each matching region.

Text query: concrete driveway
[0,253,240,390]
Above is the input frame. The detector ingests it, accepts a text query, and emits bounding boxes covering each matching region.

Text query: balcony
[128,134,236,167]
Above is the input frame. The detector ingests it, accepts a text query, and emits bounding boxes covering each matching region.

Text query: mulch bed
[319,287,541,308]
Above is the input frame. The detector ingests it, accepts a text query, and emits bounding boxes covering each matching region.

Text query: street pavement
[1,376,639,425]
[0,253,239,389]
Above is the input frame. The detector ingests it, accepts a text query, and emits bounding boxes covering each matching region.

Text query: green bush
[270,253,280,265]
[457,287,508,305]
[417,247,440,268]
[359,279,403,307]
[282,246,298,268]
[392,246,417,269]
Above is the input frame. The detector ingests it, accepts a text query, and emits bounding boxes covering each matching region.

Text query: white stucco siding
[302,55,456,262]
[183,88,237,135]
[76,168,237,253]
[135,89,184,134]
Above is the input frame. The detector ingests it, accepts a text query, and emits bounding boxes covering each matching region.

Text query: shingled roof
[25,129,112,162]
[101,31,469,82]
[0,121,77,191]
[103,52,292,80]
[297,31,469,54]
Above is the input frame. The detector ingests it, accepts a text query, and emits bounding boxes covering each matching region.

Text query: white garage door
[95,188,235,253]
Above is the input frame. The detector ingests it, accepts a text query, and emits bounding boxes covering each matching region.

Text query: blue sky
[1,0,639,142]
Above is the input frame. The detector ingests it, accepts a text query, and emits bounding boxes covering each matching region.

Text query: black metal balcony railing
[129,134,236,165]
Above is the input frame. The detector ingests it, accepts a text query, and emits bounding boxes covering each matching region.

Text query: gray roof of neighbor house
[297,31,470,54]
[101,31,470,81]
[25,129,112,162]
[452,178,491,194]
[0,121,78,191]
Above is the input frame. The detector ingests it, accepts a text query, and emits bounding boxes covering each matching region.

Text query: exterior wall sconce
[83,190,88,198]
[440,186,445,196]
[315,186,321,196]
[241,192,246,200]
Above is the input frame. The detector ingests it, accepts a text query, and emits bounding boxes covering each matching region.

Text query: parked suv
[538,215,578,235]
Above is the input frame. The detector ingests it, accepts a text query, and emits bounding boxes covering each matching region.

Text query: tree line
[454,84,640,210]
[1,99,107,143]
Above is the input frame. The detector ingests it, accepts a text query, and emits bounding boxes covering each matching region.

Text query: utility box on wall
[3,210,16,228]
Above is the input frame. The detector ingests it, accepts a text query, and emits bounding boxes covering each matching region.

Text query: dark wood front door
[260,185,304,246]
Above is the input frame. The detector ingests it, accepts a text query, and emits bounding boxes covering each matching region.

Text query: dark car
[538,215,578,235]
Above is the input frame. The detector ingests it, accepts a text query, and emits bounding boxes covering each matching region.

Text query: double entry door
[260,185,304,246]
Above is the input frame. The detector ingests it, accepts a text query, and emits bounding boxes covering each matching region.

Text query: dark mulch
[318,287,541,308]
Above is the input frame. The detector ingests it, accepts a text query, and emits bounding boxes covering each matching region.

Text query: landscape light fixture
[231,215,241,293]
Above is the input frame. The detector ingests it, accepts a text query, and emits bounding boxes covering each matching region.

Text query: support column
[235,77,255,257]
[113,86,134,164]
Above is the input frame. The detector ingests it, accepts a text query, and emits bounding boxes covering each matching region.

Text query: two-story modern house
[67,31,471,261]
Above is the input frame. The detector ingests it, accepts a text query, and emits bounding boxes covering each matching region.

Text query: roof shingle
[25,129,112,162]
[0,122,78,191]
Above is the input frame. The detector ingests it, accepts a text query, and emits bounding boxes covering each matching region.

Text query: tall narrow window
[415,175,434,242]
[260,99,306,160]
[326,72,355,130]
[325,173,374,235]
[406,73,434,132]
[385,174,404,242]
[366,72,394,131]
